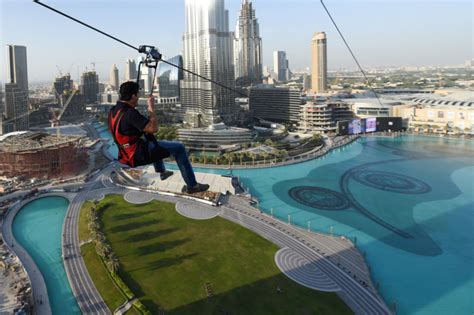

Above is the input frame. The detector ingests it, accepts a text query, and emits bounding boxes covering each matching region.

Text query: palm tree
[89,228,98,241]
[95,242,107,258]
[106,253,120,273]
[223,153,231,165]
[260,152,269,164]
[239,152,245,165]
[246,152,256,165]
[264,139,274,147]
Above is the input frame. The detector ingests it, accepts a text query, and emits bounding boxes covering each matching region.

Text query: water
[12,197,81,315]
[97,124,474,315]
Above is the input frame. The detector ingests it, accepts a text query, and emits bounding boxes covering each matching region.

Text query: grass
[92,195,352,315]
[78,200,127,312]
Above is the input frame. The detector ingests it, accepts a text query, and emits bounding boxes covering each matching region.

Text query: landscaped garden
[79,195,352,314]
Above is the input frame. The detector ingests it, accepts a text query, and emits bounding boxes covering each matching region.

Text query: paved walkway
[220,195,390,315]
[175,200,220,220]
[62,174,113,314]
[275,247,340,292]
[139,166,235,194]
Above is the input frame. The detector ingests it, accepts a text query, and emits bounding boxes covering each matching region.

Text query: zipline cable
[33,0,249,98]
[320,0,384,107]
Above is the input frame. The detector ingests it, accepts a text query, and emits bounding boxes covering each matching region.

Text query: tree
[264,139,274,147]
[279,149,288,157]
[247,152,256,165]
[223,153,231,165]
[239,152,245,165]
[260,152,269,164]
[106,253,120,273]
[95,242,107,258]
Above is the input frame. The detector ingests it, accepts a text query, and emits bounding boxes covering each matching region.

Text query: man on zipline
[108,81,209,194]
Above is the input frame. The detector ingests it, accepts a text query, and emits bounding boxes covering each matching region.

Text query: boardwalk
[220,195,391,315]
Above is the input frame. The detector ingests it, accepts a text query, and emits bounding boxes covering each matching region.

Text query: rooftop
[0,132,83,153]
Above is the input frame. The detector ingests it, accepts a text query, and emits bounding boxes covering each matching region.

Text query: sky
[0,0,472,83]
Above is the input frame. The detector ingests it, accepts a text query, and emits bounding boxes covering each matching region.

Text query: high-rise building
[7,45,29,97]
[0,85,4,114]
[273,51,289,82]
[53,74,74,103]
[249,85,301,123]
[4,83,29,131]
[303,74,312,92]
[81,71,99,104]
[125,59,137,82]
[234,0,262,86]
[140,66,153,95]
[157,55,183,98]
[311,32,327,93]
[181,0,237,126]
[109,64,119,91]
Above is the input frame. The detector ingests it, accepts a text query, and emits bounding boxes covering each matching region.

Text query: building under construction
[0,132,87,179]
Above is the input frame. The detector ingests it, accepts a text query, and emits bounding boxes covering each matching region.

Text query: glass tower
[181,0,237,126]
[157,55,183,98]
[234,0,262,86]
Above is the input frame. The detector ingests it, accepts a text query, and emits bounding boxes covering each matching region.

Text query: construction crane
[50,90,77,138]
[56,65,63,77]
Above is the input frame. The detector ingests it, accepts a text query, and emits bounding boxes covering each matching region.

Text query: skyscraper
[311,32,327,93]
[81,71,99,104]
[109,64,119,91]
[181,0,236,126]
[0,86,4,114]
[140,66,153,95]
[5,83,29,131]
[7,45,29,97]
[5,45,29,131]
[157,55,183,98]
[53,74,74,103]
[273,51,289,82]
[234,0,262,86]
[125,59,137,82]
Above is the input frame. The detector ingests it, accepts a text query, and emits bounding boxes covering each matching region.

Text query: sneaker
[182,183,210,194]
[160,170,174,181]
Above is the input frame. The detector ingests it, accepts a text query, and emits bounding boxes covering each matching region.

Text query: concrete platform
[275,247,341,292]
[175,200,220,220]
[124,191,154,204]
[139,166,235,195]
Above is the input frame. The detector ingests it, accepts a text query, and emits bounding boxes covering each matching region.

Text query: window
[447,112,455,119]
[428,111,435,118]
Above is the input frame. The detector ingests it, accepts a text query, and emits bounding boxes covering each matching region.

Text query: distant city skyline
[0,0,472,83]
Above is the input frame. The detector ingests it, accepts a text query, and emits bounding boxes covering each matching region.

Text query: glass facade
[157,55,183,98]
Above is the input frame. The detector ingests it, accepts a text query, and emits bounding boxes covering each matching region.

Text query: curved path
[54,162,389,315]
[275,247,340,292]
[220,196,391,315]
[61,169,122,314]
[175,200,220,220]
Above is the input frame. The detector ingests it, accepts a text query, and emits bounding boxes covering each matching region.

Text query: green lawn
[79,200,127,312]
[93,195,352,315]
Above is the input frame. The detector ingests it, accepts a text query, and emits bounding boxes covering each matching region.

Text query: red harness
[108,107,141,167]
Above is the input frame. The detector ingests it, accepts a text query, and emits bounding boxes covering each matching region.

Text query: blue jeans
[145,138,197,188]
